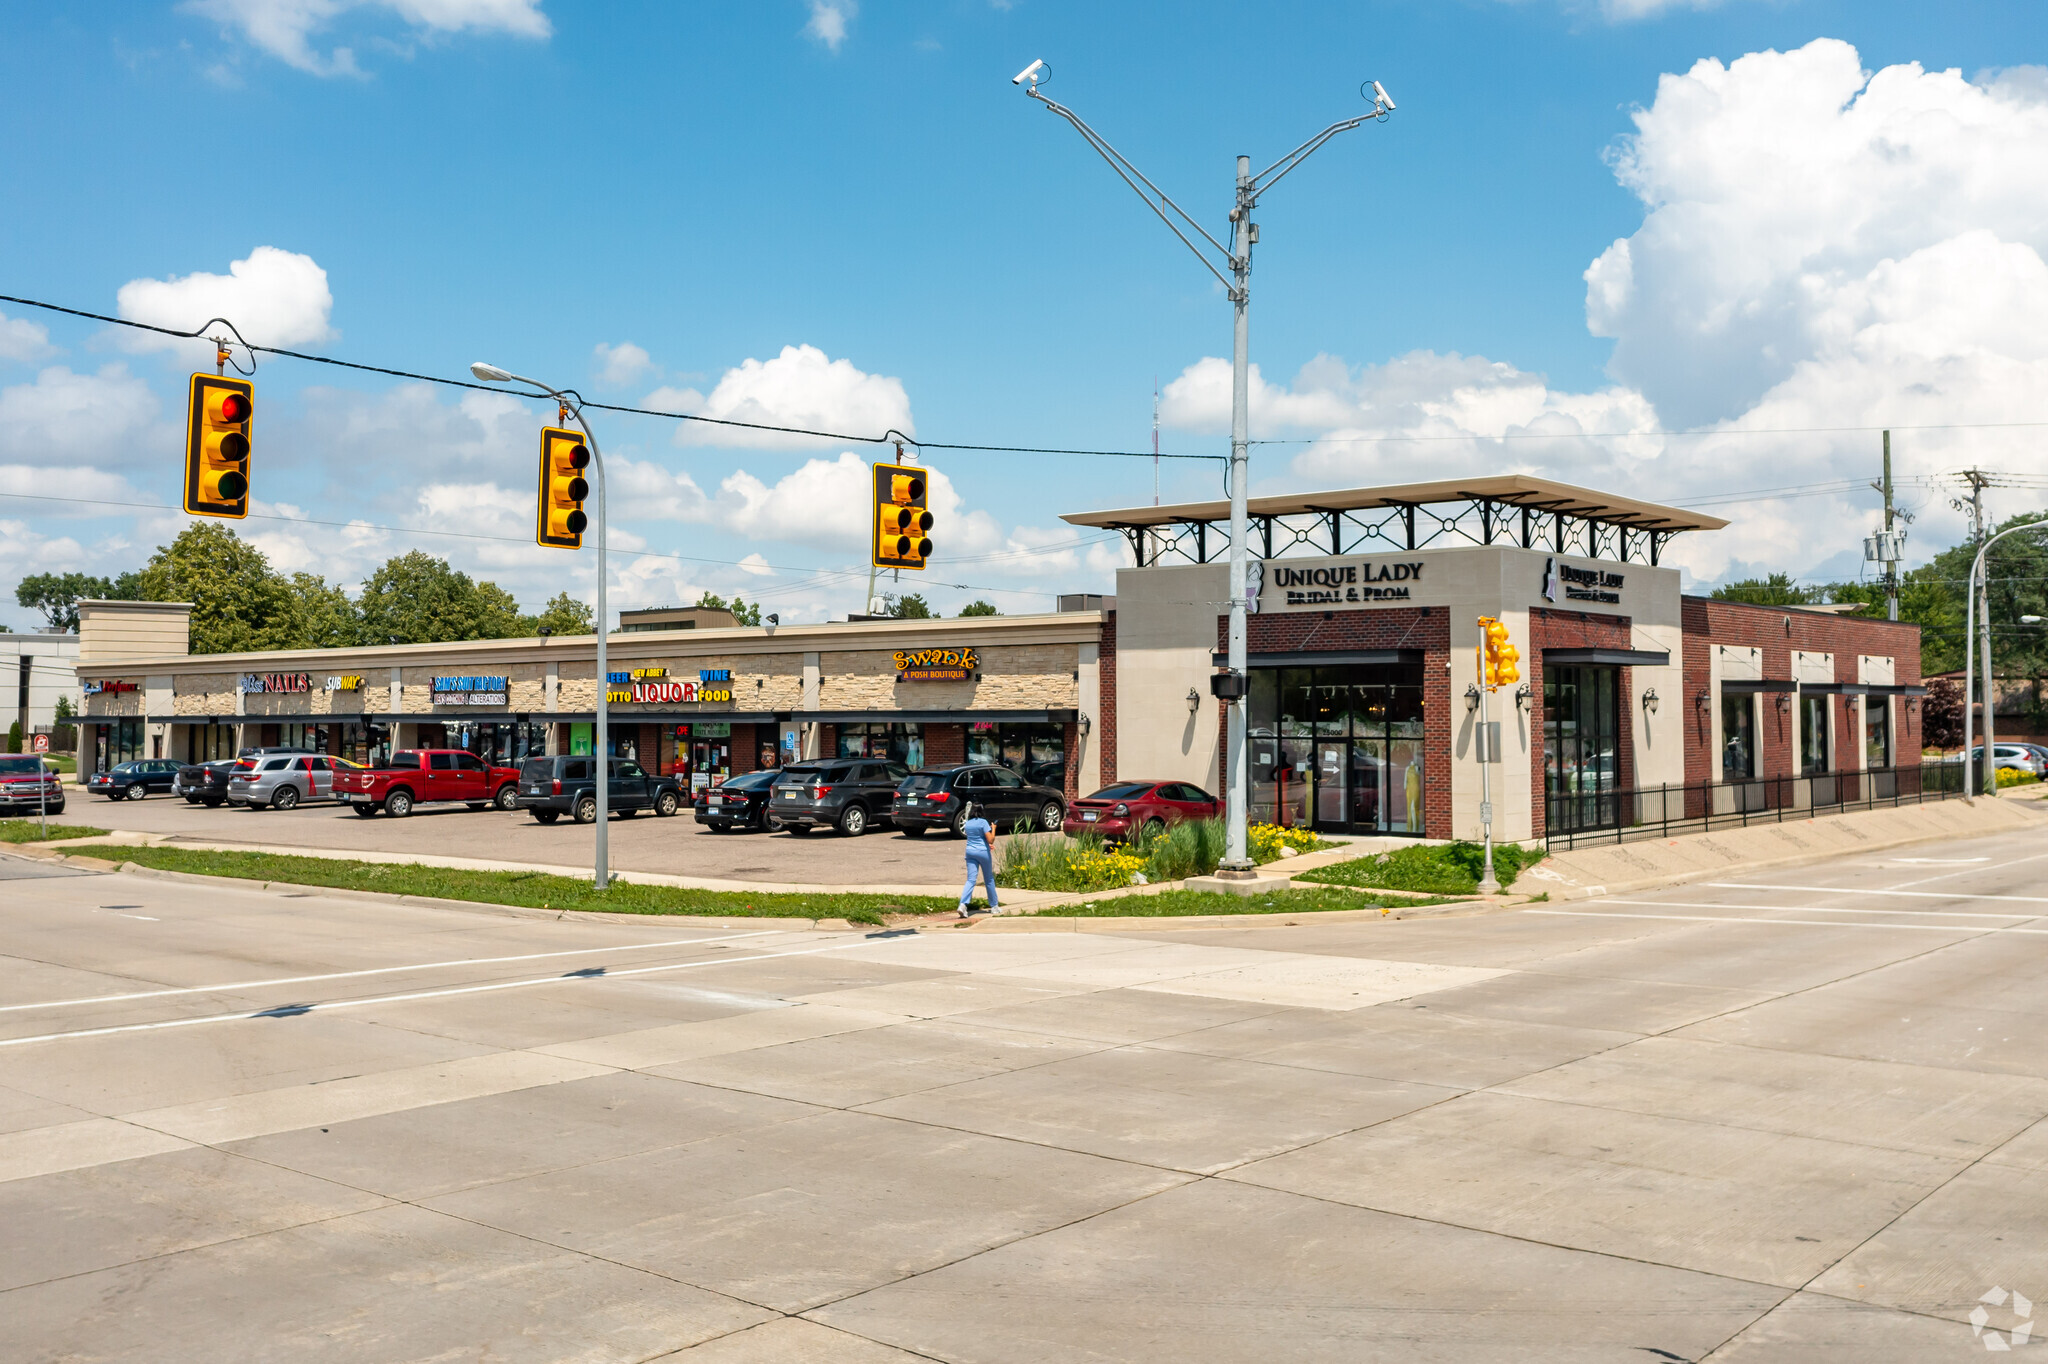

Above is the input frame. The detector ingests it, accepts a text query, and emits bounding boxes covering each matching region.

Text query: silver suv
[228,754,341,810]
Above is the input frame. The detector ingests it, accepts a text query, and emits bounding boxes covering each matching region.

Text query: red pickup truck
[333,749,522,818]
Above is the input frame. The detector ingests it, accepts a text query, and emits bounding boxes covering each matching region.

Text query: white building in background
[0,631,80,737]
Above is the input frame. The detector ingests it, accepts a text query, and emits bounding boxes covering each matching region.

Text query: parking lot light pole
[471,363,612,888]
[1964,524,2048,799]
[1013,61,1395,871]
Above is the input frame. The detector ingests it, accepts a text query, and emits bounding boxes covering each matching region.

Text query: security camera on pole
[1013,60,1396,874]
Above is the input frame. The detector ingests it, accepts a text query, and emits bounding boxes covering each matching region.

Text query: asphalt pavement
[4,823,2046,1358]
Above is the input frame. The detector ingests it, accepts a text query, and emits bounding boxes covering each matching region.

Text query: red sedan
[1062,780,1221,842]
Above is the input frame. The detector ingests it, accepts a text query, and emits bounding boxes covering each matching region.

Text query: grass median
[109,846,957,924]
[0,819,110,843]
[1050,886,1466,917]
[1294,840,1545,896]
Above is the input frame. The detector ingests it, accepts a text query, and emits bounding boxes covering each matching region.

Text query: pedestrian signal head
[537,426,590,549]
[873,460,934,570]
[183,374,254,519]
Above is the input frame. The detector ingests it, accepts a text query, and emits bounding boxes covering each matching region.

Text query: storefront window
[446,721,549,767]
[1866,699,1891,769]
[96,718,144,772]
[569,723,593,756]
[184,723,236,763]
[1546,665,1620,832]
[276,723,330,753]
[838,722,924,768]
[1720,693,1756,781]
[1800,694,1830,775]
[965,723,1063,788]
[1251,663,1424,835]
[338,722,390,767]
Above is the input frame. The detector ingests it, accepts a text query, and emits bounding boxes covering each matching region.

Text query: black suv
[891,764,1067,837]
[771,759,909,836]
[694,769,779,832]
[516,756,684,824]
[173,759,237,807]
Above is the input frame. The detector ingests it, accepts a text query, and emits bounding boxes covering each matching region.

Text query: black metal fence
[1543,762,1969,850]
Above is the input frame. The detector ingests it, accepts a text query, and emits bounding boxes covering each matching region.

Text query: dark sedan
[87,759,182,801]
[890,763,1066,837]
[693,769,780,832]
[173,759,237,807]
[1063,779,1220,842]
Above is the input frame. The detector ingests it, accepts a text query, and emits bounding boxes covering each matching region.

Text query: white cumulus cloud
[116,247,335,360]
[184,0,550,77]
[0,365,167,473]
[802,0,856,52]
[592,341,655,388]
[0,311,55,364]
[675,344,913,449]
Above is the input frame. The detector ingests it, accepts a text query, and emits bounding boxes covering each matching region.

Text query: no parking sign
[31,734,48,753]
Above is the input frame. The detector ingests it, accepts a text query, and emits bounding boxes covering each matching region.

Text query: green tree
[881,592,933,620]
[1922,676,1965,751]
[284,573,359,649]
[1709,572,1827,606]
[134,524,295,654]
[529,591,595,636]
[692,589,762,627]
[957,599,999,617]
[15,572,118,631]
[356,552,526,645]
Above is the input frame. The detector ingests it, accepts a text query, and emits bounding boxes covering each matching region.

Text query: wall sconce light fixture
[1186,688,1200,714]
[1514,683,1532,711]
[1696,689,1712,714]
[1776,691,1793,713]
[1464,683,1481,713]
[1078,713,1092,735]
[1641,687,1660,714]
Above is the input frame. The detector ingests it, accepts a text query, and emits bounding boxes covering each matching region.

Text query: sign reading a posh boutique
[432,675,509,706]
[894,647,978,682]
[1262,560,1426,609]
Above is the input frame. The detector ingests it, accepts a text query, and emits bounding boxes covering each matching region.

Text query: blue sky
[3,0,2045,631]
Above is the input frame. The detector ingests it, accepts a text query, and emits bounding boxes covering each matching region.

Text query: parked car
[86,759,181,801]
[228,753,353,810]
[1063,779,1220,842]
[173,759,238,807]
[1968,744,2046,776]
[771,759,910,835]
[515,755,683,824]
[693,769,780,832]
[334,749,523,817]
[0,756,64,816]
[889,763,1067,837]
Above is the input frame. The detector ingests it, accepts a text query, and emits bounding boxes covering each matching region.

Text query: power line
[0,293,1222,463]
[1247,421,2048,446]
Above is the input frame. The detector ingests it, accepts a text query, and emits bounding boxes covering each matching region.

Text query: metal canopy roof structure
[1062,474,1728,569]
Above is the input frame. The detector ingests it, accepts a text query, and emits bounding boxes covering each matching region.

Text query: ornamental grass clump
[996,829,1149,891]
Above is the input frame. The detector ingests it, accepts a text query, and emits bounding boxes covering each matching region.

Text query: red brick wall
[1528,608,1637,838]
[924,723,965,767]
[1096,611,1117,786]
[817,723,836,761]
[1061,721,1079,800]
[1680,598,1923,777]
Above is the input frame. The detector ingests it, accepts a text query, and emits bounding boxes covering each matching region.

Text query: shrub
[1297,840,1547,895]
[1996,766,2040,787]
[1248,822,1324,862]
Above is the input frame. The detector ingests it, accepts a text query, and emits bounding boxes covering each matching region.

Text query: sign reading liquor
[432,675,509,706]
[239,672,312,695]
[1265,560,1426,609]
[894,647,979,682]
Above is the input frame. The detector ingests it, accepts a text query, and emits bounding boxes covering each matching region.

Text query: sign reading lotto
[894,647,978,682]
[605,667,733,704]
[432,675,509,707]
[239,672,312,695]
[1262,559,1426,609]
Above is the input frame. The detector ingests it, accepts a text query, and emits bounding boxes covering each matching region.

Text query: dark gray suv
[770,759,910,836]
[516,756,684,824]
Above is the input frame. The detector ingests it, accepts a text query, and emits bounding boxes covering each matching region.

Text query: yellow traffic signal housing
[872,461,934,570]
[537,426,590,549]
[1479,616,1519,690]
[183,373,253,518]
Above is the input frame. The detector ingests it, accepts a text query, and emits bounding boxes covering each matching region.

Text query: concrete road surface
[49,788,978,885]
[3,825,2046,1360]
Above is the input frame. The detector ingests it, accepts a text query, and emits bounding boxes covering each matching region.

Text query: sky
[2,0,2045,632]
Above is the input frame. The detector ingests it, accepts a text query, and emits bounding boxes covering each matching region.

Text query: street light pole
[1014,62,1396,871]
[1962,524,2048,799]
[471,363,612,888]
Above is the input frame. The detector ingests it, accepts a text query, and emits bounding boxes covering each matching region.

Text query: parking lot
[51,786,983,887]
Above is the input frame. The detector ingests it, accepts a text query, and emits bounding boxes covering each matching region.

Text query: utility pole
[1960,470,1995,795]
[1014,61,1395,874]
[1882,432,1898,622]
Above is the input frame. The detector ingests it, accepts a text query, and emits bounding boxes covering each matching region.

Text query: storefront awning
[1212,649,1424,667]
[786,710,1078,725]
[1721,679,1798,693]
[1541,647,1672,667]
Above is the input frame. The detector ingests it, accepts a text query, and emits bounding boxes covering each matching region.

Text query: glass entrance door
[1248,662,1426,836]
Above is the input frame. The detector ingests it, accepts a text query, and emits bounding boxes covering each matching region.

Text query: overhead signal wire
[0,293,1223,463]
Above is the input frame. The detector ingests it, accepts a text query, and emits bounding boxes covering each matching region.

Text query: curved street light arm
[1963,521,2048,797]
[1027,87,1237,292]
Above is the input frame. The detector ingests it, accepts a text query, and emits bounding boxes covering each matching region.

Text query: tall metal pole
[1882,431,1898,622]
[1222,156,1254,871]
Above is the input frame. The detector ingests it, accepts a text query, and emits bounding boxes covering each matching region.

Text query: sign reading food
[893,647,979,682]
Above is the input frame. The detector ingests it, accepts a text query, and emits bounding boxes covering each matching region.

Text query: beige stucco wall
[77,601,191,663]
[1113,562,1228,788]
[817,644,1080,712]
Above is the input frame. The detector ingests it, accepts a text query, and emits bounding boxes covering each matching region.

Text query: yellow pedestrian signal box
[873,461,933,570]
[183,374,254,519]
[537,426,590,549]
[1478,616,1520,690]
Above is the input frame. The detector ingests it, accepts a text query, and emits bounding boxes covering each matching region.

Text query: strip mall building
[75,477,1923,843]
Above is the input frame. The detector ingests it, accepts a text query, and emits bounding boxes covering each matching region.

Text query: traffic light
[537,426,590,549]
[872,461,934,570]
[183,374,253,518]
[1479,616,1520,690]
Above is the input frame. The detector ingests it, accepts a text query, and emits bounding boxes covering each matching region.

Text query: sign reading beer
[1267,560,1425,608]
[431,675,509,706]
[238,672,311,695]
[894,646,979,682]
